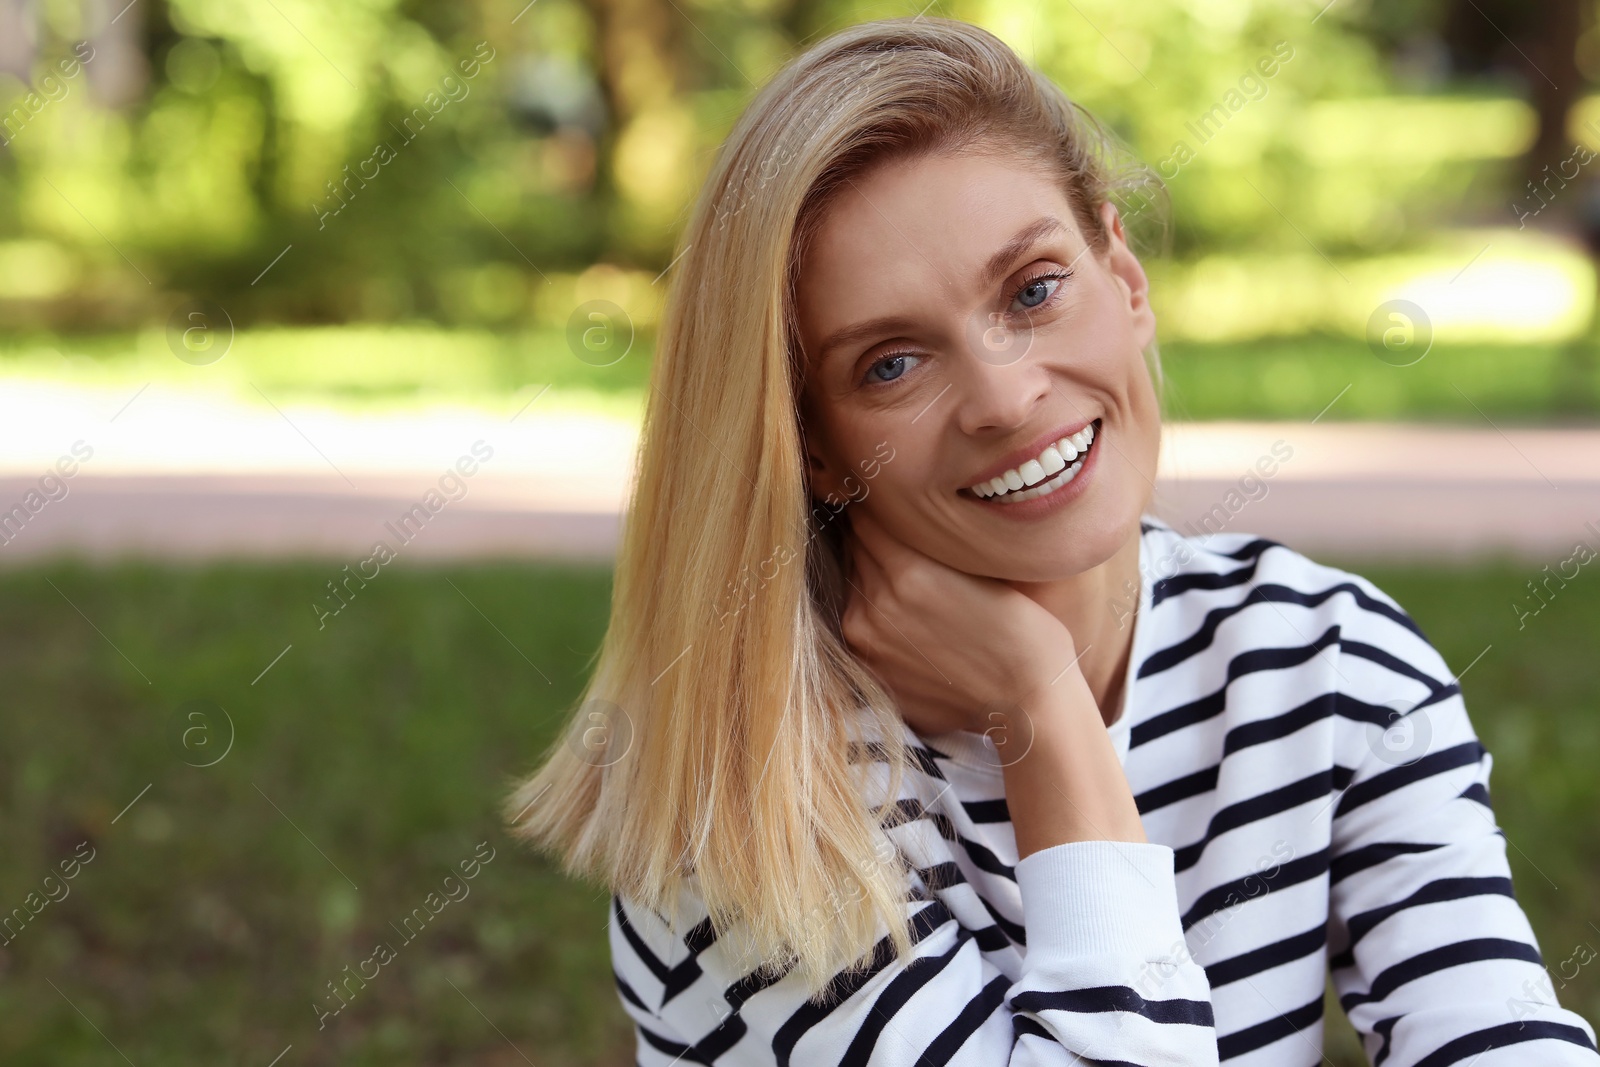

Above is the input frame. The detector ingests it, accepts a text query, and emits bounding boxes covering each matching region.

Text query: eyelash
[858,267,1075,387]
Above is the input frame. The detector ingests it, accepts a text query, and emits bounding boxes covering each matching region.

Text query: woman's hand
[839,507,1092,740]
[841,508,1146,849]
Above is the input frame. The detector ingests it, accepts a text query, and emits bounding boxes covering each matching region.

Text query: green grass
[1158,336,1600,424]
[6,328,1600,423]
[0,561,627,1066]
[0,324,650,420]
[0,557,1596,1064]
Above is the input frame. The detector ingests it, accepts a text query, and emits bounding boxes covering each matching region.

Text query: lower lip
[960,421,1103,520]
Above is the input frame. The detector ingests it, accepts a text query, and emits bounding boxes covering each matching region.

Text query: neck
[1003,526,1142,729]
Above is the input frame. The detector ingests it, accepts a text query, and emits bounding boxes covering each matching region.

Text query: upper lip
[962,417,1098,490]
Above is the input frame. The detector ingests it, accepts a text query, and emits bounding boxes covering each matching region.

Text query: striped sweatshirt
[608,514,1600,1065]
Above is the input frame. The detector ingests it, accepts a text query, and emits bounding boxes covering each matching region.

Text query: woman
[504,16,1600,1065]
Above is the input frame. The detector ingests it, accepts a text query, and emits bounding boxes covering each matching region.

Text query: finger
[840,562,885,656]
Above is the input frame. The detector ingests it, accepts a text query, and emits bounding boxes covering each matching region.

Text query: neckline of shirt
[909,515,1165,774]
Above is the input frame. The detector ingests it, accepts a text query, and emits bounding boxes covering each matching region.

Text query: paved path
[2,380,1597,565]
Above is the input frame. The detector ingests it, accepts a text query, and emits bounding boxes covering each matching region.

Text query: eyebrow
[815,215,1070,364]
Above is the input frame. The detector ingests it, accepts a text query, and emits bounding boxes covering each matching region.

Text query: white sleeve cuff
[1014,840,1188,962]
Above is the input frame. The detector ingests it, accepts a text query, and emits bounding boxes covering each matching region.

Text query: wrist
[1014,663,1099,730]
[990,675,1098,759]
[1000,714,1148,850]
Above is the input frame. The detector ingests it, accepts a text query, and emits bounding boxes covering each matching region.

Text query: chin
[969,509,1137,582]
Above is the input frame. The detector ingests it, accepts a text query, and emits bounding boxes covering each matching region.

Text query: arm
[609,836,1218,1065]
[1326,576,1600,1065]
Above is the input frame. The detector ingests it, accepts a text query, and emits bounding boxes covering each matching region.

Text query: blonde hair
[503,14,1168,1000]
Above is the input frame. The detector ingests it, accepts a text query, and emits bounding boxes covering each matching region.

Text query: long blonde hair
[503,15,1166,1000]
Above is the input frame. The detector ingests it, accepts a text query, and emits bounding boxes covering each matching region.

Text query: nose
[950,340,1053,437]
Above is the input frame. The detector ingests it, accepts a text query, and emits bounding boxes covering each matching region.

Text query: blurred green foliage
[0,0,1569,333]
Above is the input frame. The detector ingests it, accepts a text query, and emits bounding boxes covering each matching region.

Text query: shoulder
[1142,514,1380,609]
[1138,516,1468,756]
[1140,514,1443,671]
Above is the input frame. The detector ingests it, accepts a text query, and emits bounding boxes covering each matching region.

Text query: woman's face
[795,147,1161,581]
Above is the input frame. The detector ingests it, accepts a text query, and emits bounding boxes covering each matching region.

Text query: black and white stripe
[608,515,1600,1065]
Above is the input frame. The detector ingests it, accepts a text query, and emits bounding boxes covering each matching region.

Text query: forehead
[793,150,1083,358]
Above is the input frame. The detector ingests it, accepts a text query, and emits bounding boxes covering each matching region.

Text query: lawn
[0,556,1595,1064]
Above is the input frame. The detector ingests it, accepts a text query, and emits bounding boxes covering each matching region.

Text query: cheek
[809,427,894,503]
[854,452,940,514]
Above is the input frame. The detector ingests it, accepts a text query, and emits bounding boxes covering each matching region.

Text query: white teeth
[967,421,1098,500]
[997,456,1080,502]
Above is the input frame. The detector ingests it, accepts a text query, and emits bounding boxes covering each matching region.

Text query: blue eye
[1009,270,1071,312]
[864,352,920,384]
[854,268,1070,388]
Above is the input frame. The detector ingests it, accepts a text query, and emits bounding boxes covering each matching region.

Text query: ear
[800,394,843,501]
[806,442,842,502]
[1097,200,1157,352]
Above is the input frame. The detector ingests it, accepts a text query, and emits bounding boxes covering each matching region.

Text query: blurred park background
[2,0,1600,1063]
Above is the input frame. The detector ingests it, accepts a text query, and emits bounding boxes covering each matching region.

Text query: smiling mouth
[963,418,1101,504]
